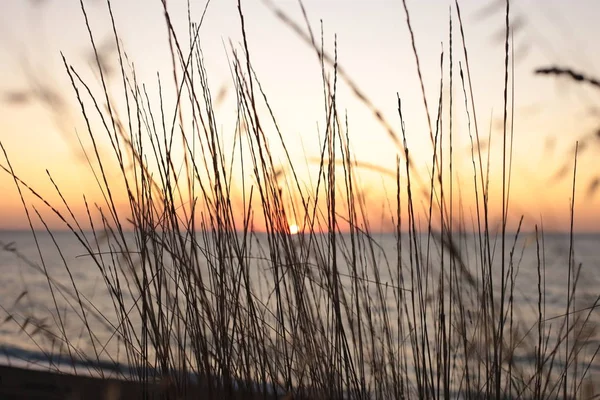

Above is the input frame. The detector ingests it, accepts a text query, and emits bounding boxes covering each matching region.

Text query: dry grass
[0,0,599,399]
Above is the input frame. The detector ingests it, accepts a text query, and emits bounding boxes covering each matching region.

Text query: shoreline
[0,364,285,399]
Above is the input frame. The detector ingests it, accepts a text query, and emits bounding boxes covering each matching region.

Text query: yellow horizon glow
[1,0,599,233]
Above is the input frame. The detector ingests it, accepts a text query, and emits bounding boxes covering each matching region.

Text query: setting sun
[289,224,299,235]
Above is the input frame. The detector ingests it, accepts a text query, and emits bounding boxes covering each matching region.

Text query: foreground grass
[1,0,599,399]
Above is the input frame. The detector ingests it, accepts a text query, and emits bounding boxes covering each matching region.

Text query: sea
[0,229,599,390]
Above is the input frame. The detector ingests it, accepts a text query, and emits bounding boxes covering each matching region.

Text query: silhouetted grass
[0,0,599,399]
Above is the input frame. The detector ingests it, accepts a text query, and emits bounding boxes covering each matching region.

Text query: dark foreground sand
[0,365,287,399]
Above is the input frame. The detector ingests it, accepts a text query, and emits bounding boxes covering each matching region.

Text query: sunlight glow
[289,224,299,235]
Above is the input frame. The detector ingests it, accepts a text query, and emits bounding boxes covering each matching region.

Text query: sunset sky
[0,0,599,232]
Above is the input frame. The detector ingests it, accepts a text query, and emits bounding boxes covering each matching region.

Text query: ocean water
[0,229,599,387]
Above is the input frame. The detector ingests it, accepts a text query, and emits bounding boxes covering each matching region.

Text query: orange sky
[0,0,599,233]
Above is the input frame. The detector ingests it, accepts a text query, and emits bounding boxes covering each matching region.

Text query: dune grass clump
[1,0,599,399]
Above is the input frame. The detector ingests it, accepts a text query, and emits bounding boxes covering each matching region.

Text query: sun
[289,224,300,235]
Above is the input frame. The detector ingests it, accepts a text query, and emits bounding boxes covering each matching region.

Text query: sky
[0,0,599,232]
